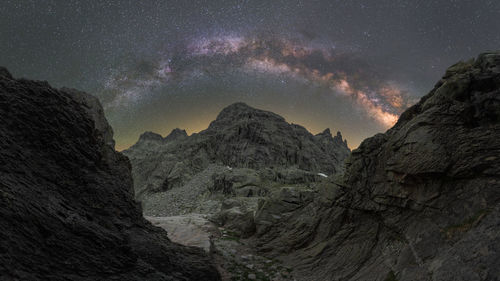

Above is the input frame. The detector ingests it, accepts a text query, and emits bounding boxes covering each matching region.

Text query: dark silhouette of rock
[0,68,220,281]
[250,52,500,281]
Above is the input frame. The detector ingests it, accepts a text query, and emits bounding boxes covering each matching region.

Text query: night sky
[1,1,499,150]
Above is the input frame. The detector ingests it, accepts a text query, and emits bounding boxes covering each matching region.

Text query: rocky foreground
[0,68,220,281]
[247,52,500,280]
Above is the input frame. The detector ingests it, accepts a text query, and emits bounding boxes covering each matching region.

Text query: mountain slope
[250,52,500,281]
[0,68,220,281]
[124,102,350,205]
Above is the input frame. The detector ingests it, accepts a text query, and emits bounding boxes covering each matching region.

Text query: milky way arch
[101,34,413,128]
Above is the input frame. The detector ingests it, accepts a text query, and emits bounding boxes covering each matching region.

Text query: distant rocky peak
[333,130,345,144]
[318,128,332,137]
[213,102,285,124]
[138,131,163,142]
[315,128,348,148]
[164,128,188,142]
[314,128,333,141]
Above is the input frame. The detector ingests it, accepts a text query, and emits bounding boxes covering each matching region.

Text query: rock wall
[251,52,500,281]
[0,68,220,281]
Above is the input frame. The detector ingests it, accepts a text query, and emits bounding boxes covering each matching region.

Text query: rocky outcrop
[0,68,220,281]
[250,52,500,281]
[201,102,349,174]
[164,128,188,142]
[123,102,350,216]
[134,129,188,145]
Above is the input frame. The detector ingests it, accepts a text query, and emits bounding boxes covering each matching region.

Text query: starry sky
[1,1,499,150]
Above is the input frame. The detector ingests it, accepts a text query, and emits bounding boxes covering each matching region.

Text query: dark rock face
[0,68,220,281]
[124,102,350,200]
[205,102,349,173]
[250,52,500,280]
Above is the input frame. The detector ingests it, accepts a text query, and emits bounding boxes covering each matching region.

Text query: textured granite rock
[124,102,350,202]
[146,214,218,253]
[0,68,220,281]
[249,52,500,281]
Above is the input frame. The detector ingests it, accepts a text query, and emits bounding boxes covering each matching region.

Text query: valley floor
[146,214,296,281]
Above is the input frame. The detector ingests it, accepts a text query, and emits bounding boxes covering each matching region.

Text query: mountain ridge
[124,102,351,206]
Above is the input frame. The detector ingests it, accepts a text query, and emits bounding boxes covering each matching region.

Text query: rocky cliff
[0,68,220,281]
[124,102,350,216]
[249,52,500,281]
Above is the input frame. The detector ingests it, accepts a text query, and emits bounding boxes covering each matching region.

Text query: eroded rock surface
[0,68,220,281]
[124,102,350,198]
[124,102,350,217]
[146,214,218,253]
[249,52,500,281]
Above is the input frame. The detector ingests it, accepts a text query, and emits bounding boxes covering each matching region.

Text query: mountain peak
[316,128,341,140]
[214,102,285,123]
[138,131,163,142]
[315,128,333,140]
[164,128,188,142]
[223,102,252,110]
[333,131,348,148]
[321,128,331,136]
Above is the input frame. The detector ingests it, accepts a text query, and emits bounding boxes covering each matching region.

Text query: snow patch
[317,173,328,178]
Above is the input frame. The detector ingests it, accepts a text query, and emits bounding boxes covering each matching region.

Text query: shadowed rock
[250,51,500,281]
[0,68,220,281]
[124,102,350,203]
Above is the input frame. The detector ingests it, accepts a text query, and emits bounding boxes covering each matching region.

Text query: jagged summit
[323,128,331,135]
[124,102,351,203]
[333,131,347,146]
[164,128,188,142]
[315,128,344,140]
[315,128,348,149]
[137,128,188,144]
